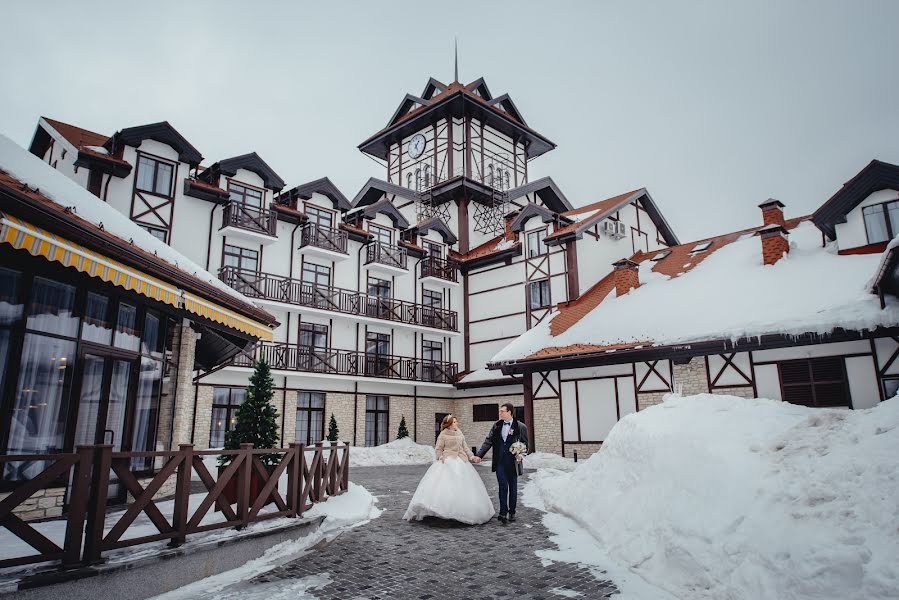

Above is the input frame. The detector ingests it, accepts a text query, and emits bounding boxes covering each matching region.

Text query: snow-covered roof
[0,133,273,320]
[491,220,899,364]
[457,367,517,385]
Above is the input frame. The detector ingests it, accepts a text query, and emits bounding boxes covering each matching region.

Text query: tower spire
[454,37,459,83]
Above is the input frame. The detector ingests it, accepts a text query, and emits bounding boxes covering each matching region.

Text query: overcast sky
[2,1,897,241]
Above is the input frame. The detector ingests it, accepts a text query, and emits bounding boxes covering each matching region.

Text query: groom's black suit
[477,419,528,518]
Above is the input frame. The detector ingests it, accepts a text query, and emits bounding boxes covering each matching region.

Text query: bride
[403,414,494,525]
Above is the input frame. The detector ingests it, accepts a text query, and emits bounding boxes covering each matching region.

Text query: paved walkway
[254,464,620,600]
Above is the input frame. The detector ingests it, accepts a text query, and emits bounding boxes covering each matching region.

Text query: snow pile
[458,367,516,384]
[349,437,436,466]
[493,221,899,361]
[0,134,247,302]
[523,452,576,472]
[529,394,899,600]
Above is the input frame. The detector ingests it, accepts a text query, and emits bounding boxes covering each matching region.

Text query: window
[422,289,442,308]
[690,241,712,254]
[299,322,329,371]
[299,322,328,349]
[406,173,413,189]
[366,332,391,376]
[777,357,850,408]
[365,395,389,446]
[140,225,168,243]
[422,340,443,381]
[504,171,511,191]
[473,403,499,422]
[423,165,430,188]
[651,250,671,261]
[229,182,264,208]
[369,223,392,245]
[486,164,494,187]
[305,205,333,229]
[862,200,899,245]
[209,388,246,448]
[415,168,421,191]
[301,262,331,288]
[527,229,547,258]
[883,378,899,400]
[296,392,325,445]
[136,155,175,197]
[223,245,259,272]
[423,240,443,259]
[367,277,391,299]
[528,279,551,310]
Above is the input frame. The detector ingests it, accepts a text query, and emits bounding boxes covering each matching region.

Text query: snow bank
[494,222,899,361]
[349,437,436,467]
[530,394,899,600]
[523,452,576,472]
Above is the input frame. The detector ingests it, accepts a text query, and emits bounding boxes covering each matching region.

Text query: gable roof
[352,177,419,208]
[545,188,680,247]
[812,160,899,240]
[404,216,458,245]
[508,202,561,233]
[506,176,572,213]
[276,177,351,211]
[200,152,285,191]
[347,197,410,229]
[105,121,203,166]
[31,117,108,156]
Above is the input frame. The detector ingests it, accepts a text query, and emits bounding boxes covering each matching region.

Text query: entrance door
[73,352,134,499]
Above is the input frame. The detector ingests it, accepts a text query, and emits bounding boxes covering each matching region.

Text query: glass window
[26,276,78,337]
[369,224,392,245]
[209,388,246,448]
[140,225,168,243]
[364,395,388,447]
[4,334,76,479]
[299,322,328,349]
[114,302,140,351]
[229,182,264,208]
[527,229,547,258]
[864,204,890,244]
[406,173,413,189]
[296,392,325,445]
[130,356,162,470]
[415,168,421,192]
[223,245,259,272]
[690,241,712,254]
[888,202,899,239]
[487,164,494,187]
[136,155,175,197]
[422,289,442,308]
[141,309,165,357]
[883,378,899,400]
[367,278,391,299]
[0,267,23,327]
[422,340,442,362]
[81,292,113,345]
[305,205,333,229]
[301,262,331,288]
[528,279,551,310]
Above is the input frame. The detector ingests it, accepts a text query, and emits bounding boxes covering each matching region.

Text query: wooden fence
[0,442,349,570]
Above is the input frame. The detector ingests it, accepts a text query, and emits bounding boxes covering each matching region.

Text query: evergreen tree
[326,413,339,443]
[219,358,280,466]
[397,415,409,439]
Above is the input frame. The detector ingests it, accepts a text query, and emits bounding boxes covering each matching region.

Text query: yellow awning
[0,213,273,341]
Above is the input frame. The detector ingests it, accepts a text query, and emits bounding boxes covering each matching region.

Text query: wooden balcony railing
[222,201,277,237]
[365,241,407,270]
[0,443,348,570]
[232,342,458,384]
[300,223,347,254]
[219,267,458,331]
[420,256,458,283]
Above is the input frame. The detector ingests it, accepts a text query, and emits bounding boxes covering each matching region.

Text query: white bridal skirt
[403,456,495,525]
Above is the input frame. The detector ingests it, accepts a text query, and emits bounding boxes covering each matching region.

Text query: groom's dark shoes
[508,512,516,522]
[498,514,508,525]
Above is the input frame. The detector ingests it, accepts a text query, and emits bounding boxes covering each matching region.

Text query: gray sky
[2,1,898,241]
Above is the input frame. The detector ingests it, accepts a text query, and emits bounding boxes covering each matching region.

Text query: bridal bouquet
[510,441,527,456]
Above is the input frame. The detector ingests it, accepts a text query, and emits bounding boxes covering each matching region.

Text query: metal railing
[232,342,458,384]
[219,267,458,331]
[365,241,407,270]
[222,201,278,237]
[300,223,347,254]
[420,256,458,283]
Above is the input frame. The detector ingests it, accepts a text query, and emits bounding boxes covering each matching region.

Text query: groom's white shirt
[501,419,513,442]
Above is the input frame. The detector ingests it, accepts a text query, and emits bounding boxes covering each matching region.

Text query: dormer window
[369,223,393,245]
[690,241,712,254]
[229,182,263,208]
[136,155,174,198]
[305,204,333,229]
[527,228,547,258]
[863,201,899,244]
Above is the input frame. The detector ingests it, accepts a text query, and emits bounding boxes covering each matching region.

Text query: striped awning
[0,213,273,340]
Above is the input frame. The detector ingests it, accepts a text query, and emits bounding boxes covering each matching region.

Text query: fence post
[82,444,112,565]
[298,444,308,515]
[287,443,302,518]
[342,444,350,493]
[237,443,253,529]
[62,446,93,568]
[169,444,192,547]
[312,444,323,502]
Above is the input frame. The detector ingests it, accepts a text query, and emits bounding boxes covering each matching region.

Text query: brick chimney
[612,258,639,296]
[756,224,790,265]
[758,199,785,227]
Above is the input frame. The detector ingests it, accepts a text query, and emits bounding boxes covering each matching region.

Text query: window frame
[209,387,246,448]
[223,244,259,273]
[369,223,393,245]
[301,262,331,288]
[135,154,176,198]
[140,225,168,244]
[473,403,499,422]
[862,199,899,245]
[364,395,389,447]
[526,228,548,258]
[777,357,851,408]
[304,203,334,230]
[295,391,325,446]
[528,278,551,310]
[227,180,265,209]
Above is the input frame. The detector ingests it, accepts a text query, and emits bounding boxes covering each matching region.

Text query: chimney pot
[758,198,786,227]
[612,258,640,296]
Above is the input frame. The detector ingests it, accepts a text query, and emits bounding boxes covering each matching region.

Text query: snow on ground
[493,221,899,361]
[527,393,899,600]
[349,437,436,467]
[150,483,380,600]
[523,452,577,472]
[0,134,247,301]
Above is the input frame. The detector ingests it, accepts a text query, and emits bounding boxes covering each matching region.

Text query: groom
[473,402,528,525]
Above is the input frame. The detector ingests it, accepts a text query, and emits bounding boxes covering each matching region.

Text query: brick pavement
[254,464,619,599]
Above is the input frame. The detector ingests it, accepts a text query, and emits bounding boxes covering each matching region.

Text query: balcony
[364,242,408,276]
[419,256,459,288]
[219,267,458,332]
[220,201,278,243]
[299,223,348,261]
[232,342,458,384]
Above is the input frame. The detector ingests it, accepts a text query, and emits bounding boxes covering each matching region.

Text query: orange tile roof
[43,117,108,149]
[547,189,642,240]
[539,215,810,353]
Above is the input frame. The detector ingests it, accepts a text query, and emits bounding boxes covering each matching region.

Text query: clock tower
[357,76,556,247]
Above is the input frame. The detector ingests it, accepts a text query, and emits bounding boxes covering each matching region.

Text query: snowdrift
[530,394,899,599]
[349,437,436,467]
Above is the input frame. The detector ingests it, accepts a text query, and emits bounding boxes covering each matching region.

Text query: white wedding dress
[403,429,494,525]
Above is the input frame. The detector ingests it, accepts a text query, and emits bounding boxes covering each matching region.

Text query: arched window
[406,172,413,189]
[423,166,430,188]
[415,168,421,191]
[487,164,494,187]
[504,171,511,190]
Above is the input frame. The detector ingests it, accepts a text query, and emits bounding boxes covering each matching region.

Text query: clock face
[407,134,426,159]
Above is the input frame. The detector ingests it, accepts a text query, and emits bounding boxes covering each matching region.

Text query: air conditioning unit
[603,220,626,240]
